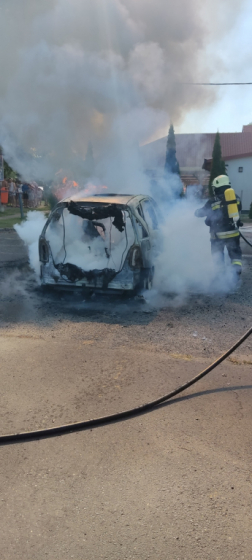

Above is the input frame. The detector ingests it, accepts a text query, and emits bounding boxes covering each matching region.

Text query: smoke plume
[153,198,239,298]
[14,211,47,276]
[0,0,241,185]
[4,0,245,298]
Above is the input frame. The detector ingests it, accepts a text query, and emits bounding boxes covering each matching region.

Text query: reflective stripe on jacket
[216,230,240,240]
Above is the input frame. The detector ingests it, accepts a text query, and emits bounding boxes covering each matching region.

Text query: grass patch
[0,204,49,216]
[0,206,24,217]
[0,216,24,228]
[0,205,50,228]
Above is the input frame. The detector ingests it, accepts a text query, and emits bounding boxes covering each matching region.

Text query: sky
[175,0,252,137]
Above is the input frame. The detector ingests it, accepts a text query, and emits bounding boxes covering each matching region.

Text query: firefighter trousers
[211,236,242,274]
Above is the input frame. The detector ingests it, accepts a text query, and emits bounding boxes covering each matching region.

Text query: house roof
[141,131,252,170]
[242,124,252,133]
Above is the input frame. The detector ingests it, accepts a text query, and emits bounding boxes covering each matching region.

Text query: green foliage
[249,202,252,219]
[167,124,176,151]
[165,124,180,175]
[3,159,17,180]
[0,146,19,180]
[209,132,226,196]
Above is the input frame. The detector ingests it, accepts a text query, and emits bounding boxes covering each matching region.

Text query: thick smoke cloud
[0,0,240,184]
[0,0,247,188]
[6,0,246,299]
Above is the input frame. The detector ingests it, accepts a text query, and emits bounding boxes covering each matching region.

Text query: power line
[182,82,252,86]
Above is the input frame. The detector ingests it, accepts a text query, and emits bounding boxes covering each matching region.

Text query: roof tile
[142,132,252,169]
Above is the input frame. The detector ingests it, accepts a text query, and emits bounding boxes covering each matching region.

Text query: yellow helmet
[212,175,231,189]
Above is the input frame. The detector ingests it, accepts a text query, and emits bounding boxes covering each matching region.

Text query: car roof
[62,193,152,206]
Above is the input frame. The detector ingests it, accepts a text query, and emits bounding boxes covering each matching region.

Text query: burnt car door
[140,198,159,245]
[140,199,159,233]
[134,204,152,268]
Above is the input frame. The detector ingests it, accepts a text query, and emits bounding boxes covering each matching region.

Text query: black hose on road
[1,327,251,445]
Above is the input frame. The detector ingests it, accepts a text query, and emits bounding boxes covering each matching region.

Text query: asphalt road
[0,228,28,267]
[0,239,252,559]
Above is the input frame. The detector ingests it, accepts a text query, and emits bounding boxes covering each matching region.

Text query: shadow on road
[1,384,252,447]
[0,266,158,327]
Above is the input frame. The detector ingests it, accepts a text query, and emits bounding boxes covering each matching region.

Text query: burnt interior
[55,262,117,287]
[45,201,129,286]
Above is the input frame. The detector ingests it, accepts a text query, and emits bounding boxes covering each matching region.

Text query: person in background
[30,182,39,208]
[34,183,39,207]
[0,178,9,206]
[8,178,16,206]
[22,182,29,208]
[15,180,22,206]
[2,178,8,189]
[28,184,35,208]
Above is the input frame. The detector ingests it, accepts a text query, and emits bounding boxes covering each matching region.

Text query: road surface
[0,244,251,559]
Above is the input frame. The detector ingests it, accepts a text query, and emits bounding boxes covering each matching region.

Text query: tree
[0,146,18,180]
[164,124,180,175]
[209,132,226,196]
[3,159,16,180]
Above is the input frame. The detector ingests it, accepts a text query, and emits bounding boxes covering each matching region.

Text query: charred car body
[39,194,159,293]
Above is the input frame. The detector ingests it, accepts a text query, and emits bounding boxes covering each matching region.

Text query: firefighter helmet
[212,175,231,189]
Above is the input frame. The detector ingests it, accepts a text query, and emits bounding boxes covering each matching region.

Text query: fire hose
[239,230,252,249]
[0,326,251,445]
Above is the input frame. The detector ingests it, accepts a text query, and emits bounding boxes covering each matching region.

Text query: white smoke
[14,199,239,299]
[152,198,239,300]
[46,207,134,271]
[14,207,134,278]
[0,0,230,184]
[4,0,245,297]
[14,212,47,276]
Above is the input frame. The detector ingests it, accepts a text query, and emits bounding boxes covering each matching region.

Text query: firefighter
[195,175,243,277]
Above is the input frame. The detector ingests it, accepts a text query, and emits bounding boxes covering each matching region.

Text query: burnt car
[39,193,159,293]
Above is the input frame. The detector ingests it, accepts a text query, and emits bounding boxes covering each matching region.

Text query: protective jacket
[195,193,242,240]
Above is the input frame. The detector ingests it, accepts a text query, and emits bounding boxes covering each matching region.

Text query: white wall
[225,156,252,212]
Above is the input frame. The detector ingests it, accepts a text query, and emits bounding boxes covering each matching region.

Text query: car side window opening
[141,200,158,230]
[135,206,148,239]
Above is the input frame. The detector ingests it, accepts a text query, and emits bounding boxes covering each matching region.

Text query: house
[141,126,252,211]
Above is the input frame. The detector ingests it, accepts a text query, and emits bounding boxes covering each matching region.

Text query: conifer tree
[209,132,226,196]
[164,124,180,175]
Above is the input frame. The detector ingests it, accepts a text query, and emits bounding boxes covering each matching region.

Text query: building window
[238,167,243,172]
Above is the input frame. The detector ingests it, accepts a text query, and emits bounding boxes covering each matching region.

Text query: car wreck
[39,194,159,293]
